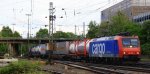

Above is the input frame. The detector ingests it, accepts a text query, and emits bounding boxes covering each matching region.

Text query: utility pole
[26,14,31,39]
[48,2,56,63]
[26,14,31,57]
[75,25,77,38]
[49,2,56,43]
[83,22,85,38]
[75,25,77,35]
[30,0,33,38]
[12,24,15,38]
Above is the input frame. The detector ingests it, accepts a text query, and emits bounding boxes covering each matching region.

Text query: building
[101,0,150,23]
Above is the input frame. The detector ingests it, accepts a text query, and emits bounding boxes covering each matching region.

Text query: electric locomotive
[68,35,140,62]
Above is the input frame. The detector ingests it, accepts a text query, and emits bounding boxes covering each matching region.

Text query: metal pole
[48,2,54,63]
[83,22,85,38]
[51,3,54,44]
[75,25,77,35]
[26,14,31,57]
[12,24,15,38]
[26,14,31,39]
[21,43,22,57]
[49,2,53,43]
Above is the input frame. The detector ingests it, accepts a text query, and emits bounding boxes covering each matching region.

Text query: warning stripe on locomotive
[89,40,119,57]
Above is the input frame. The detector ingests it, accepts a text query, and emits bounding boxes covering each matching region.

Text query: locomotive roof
[92,36,115,41]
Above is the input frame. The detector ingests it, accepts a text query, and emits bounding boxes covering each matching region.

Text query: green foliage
[36,28,77,39]
[36,28,48,38]
[87,12,140,38]
[1,26,13,37]
[140,20,150,44]
[98,21,111,37]
[109,12,140,35]
[0,26,21,54]
[0,60,40,74]
[53,31,76,38]
[19,44,28,56]
[86,21,99,38]
[141,43,150,55]
[0,26,21,38]
[66,32,77,38]
[13,31,21,38]
[139,20,150,55]
[0,44,8,53]
[53,31,66,38]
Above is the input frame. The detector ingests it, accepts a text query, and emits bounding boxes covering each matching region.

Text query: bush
[0,60,40,74]
[141,43,150,56]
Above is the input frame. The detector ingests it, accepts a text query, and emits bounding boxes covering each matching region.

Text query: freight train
[29,35,141,63]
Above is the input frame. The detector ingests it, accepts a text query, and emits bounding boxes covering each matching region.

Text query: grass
[140,56,150,62]
[0,59,49,74]
[140,58,150,62]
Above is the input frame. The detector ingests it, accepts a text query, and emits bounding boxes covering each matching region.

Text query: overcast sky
[0,0,122,38]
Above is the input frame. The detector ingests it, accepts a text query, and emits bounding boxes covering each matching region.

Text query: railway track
[55,61,124,74]
[40,69,62,74]
[93,64,150,73]
[124,62,150,68]
[27,58,150,73]
[28,58,110,74]
[84,62,150,73]
[55,60,150,74]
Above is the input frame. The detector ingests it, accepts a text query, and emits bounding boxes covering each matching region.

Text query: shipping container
[53,42,69,55]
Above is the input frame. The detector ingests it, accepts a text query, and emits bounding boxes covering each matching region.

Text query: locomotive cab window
[122,38,139,48]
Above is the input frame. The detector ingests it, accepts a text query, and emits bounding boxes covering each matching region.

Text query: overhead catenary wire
[0,0,30,9]
[0,0,124,37]
[65,0,123,25]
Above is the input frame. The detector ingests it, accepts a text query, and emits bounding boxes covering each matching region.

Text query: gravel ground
[0,63,9,67]
[41,62,96,74]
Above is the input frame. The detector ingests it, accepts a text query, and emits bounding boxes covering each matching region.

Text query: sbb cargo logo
[92,43,105,57]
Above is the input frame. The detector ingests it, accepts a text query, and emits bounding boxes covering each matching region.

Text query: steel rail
[55,61,124,74]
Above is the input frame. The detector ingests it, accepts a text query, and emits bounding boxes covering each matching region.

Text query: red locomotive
[68,35,140,62]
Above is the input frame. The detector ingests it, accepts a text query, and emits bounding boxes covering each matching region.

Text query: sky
[0,0,123,38]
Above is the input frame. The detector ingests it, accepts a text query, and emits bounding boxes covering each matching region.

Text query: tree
[109,11,140,35]
[36,28,48,38]
[36,29,76,39]
[0,44,7,53]
[98,21,111,37]
[53,31,76,38]
[0,26,13,53]
[13,31,21,38]
[0,26,22,53]
[140,20,150,44]
[86,21,99,38]
[86,12,141,38]
[141,43,150,55]
[1,26,13,37]
[53,31,66,38]
[65,32,77,38]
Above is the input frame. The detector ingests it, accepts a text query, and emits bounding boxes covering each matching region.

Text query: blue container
[89,40,119,58]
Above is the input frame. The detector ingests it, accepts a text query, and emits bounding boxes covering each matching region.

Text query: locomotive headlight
[123,52,126,54]
[130,46,133,48]
[137,52,139,54]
